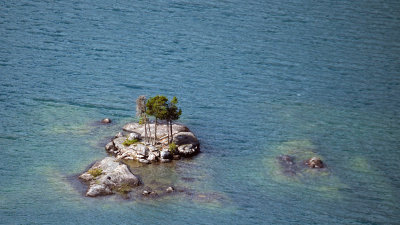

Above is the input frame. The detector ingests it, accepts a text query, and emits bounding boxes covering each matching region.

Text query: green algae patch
[122,138,139,146]
[88,168,102,177]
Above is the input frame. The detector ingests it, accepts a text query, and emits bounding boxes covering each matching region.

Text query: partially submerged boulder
[101,118,112,124]
[79,157,140,197]
[178,144,199,157]
[307,157,324,168]
[276,154,325,177]
[277,155,297,175]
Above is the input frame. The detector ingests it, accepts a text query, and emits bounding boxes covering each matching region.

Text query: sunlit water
[1,1,400,224]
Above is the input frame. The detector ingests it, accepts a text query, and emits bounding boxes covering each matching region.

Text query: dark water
[1,0,400,224]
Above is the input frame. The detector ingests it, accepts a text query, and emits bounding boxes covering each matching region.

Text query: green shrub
[88,168,102,177]
[123,138,139,146]
[169,142,177,154]
[114,183,132,194]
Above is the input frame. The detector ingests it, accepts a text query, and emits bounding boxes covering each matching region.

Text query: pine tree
[146,95,168,145]
[163,96,182,144]
[168,96,182,143]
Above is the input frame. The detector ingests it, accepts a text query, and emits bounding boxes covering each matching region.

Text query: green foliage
[146,95,169,119]
[167,96,182,121]
[114,183,132,194]
[88,168,103,177]
[146,95,182,144]
[123,138,139,146]
[169,142,177,154]
[138,116,145,125]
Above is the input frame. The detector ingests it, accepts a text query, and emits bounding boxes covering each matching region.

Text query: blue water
[1,0,400,224]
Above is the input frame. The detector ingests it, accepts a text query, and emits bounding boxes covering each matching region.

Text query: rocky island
[79,95,200,197]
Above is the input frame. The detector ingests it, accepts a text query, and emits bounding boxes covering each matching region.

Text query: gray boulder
[105,142,115,152]
[147,153,157,162]
[128,132,141,141]
[160,150,172,160]
[114,132,124,138]
[173,132,199,146]
[79,157,140,197]
[113,137,128,150]
[135,144,149,157]
[177,144,199,157]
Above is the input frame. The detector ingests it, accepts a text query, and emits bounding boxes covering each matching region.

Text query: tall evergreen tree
[146,95,168,145]
[166,96,182,144]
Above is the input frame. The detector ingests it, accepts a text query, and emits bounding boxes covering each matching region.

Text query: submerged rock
[166,186,175,193]
[277,155,297,175]
[307,157,324,168]
[79,157,140,197]
[138,159,150,164]
[160,158,171,163]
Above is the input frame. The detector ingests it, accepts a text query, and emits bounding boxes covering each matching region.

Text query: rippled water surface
[1,0,400,224]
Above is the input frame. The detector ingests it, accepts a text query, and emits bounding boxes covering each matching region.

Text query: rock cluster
[105,122,200,163]
[277,154,325,177]
[80,121,200,197]
[79,157,140,197]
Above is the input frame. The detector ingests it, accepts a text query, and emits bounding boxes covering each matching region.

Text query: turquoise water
[1,0,400,224]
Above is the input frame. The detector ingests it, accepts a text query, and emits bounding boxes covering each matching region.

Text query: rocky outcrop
[105,122,200,163]
[81,120,200,198]
[79,157,140,197]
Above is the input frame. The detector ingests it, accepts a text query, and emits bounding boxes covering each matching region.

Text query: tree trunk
[154,118,158,145]
[144,116,147,143]
[167,120,170,145]
[169,120,173,144]
[148,119,152,145]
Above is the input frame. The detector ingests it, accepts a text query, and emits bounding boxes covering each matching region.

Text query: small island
[79,95,200,197]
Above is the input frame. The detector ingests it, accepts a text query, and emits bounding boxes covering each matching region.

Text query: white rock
[128,132,141,141]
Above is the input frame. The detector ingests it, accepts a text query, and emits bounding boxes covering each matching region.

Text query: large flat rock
[79,157,140,197]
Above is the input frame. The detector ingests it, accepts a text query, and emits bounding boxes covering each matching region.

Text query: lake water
[1,0,400,224]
